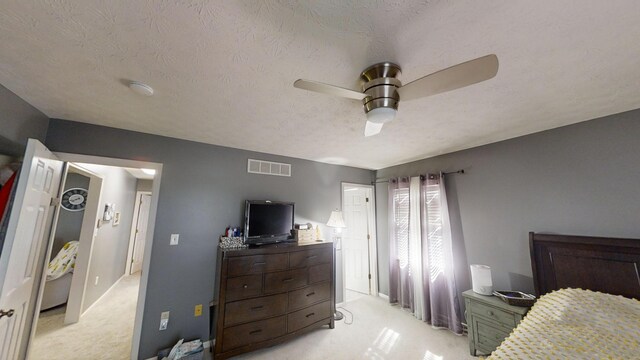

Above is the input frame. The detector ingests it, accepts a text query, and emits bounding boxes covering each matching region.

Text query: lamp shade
[326,210,346,228]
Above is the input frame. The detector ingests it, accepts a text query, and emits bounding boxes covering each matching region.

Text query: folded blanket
[47,241,79,281]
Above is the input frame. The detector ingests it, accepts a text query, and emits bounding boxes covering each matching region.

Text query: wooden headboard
[529,232,640,299]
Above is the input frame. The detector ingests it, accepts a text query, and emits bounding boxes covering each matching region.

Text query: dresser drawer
[227,253,288,276]
[289,248,332,269]
[264,268,308,294]
[288,282,331,311]
[225,274,262,302]
[308,263,332,284]
[471,301,516,327]
[224,294,287,327]
[222,316,286,352]
[287,301,331,333]
[475,318,510,350]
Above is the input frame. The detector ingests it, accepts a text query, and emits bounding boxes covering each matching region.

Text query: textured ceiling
[1,1,640,169]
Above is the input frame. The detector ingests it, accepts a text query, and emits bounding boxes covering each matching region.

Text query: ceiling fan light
[366,107,396,124]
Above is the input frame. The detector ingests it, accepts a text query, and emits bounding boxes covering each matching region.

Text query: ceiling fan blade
[294,79,367,100]
[397,54,499,101]
[364,121,384,137]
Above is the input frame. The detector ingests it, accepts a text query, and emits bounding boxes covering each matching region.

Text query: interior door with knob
[0,139,63,360]
[342,184,373,295]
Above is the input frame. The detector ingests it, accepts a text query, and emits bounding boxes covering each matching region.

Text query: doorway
[29,160,157,359]
[341,183,378,303]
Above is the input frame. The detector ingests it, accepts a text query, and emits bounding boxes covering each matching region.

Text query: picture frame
[103,203,115,221]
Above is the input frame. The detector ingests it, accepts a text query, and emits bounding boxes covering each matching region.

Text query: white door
[342,185,371,295]
[0,139,63,360]
[131,194,151,274]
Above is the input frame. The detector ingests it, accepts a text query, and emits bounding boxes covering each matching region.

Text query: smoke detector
[128,81,154,96]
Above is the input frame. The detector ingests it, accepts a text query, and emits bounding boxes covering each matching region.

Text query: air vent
[248,159,291,177]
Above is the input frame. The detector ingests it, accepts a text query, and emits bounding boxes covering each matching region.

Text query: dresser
[212,242,334,359]
[463,290,530,356]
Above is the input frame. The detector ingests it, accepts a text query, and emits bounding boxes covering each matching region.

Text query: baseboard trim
[81,274,126,317]
[378,292,389,301]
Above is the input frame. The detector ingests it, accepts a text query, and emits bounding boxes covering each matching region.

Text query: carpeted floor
[29,273,141,360]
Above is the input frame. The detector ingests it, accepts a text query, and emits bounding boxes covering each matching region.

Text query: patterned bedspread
[487,288,640,359]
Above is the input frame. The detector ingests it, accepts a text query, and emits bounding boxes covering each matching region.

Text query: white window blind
[393,187,410,269]
[425,181,444,281]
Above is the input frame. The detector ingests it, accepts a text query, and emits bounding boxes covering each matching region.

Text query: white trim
[336,301,345,307]
[50,152,163,360]
[125,191,152,275]
[340,182,379,301]
[64,163,104,324]
[378,292,389,301]
[81,274,125,315]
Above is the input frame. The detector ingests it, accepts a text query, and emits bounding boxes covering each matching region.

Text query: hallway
[29,274,141,360]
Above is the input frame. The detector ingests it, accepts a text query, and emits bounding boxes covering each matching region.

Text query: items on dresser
[294,229,316,244]
[212,242,334,359]
[470,264,493,295]
[463,290,531,356]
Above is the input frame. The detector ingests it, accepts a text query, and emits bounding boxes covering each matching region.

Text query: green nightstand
[463,290,531,356]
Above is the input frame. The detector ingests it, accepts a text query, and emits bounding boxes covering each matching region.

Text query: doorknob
[0,309,15,319]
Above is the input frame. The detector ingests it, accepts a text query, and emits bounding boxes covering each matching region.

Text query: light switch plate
[170,234,179,245]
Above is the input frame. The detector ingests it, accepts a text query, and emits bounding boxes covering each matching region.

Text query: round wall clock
[61,188,88,211]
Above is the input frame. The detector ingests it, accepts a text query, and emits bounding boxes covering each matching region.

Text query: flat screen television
[244,200,295,245]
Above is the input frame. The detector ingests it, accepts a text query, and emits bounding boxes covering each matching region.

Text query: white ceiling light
[141,168,156,175]
[366,107,397,124]
[128,81,154,96]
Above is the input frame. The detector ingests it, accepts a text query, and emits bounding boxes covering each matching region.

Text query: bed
[486,232,640,359]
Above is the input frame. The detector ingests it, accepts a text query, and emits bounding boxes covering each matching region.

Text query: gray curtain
[388,174,463,334]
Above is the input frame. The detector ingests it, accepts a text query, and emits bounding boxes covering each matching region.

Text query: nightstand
[463,290,531,356]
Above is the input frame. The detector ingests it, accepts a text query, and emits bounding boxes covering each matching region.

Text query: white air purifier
[470,264,493,295]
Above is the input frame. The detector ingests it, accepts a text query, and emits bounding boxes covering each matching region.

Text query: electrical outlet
[170,234,179,245]
[94,276,99,285]
[159,311,170,330]
[194,304,202,317]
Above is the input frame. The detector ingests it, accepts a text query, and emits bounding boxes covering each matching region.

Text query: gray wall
[45,119,374,359]
[51,173,90,258]
[78,163,137,311]
[375,109,640,306]
[0,84,49,156]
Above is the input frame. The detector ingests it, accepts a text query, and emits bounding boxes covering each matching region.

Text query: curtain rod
[373,169,465,184]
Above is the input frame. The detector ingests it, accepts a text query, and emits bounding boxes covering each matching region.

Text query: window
[393,187,410,269]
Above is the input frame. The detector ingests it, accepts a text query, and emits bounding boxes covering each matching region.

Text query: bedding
[487,288,640,359]
[46,240,79,281]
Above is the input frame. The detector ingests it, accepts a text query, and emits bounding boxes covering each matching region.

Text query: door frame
[340,182,378,299]
[125,191,152,275]
[36,152,162,360]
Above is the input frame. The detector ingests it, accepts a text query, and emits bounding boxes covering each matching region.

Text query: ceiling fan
[294,54,499,137]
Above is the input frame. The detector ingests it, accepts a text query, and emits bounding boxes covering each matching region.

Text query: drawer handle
[253,261,266,266]
[282,278,294,283]
[487,310,494,316]
[243,284,248,289]
[249,329,262,335]
[305,312,315,318]
[306,255,317,259]
[306,292,316,297]
[251,306,264,311]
